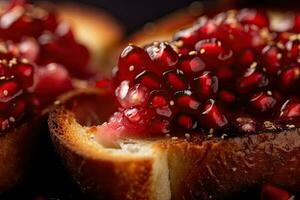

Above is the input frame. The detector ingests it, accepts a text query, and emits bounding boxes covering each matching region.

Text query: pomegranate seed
[194,71,218,100]
[176,113,198,130]
[236,68,269,94]
[9,97,26,118]
[279,98,300,123]
[149,119,170,135]
[238,49,256,68]
[237,9,269,28]
[149,91,169,108]
[124,107,142,123]
[219,90,236,104]
[197,18,218,38]
[215,67,233,85]
[195,38,223,55]
[175,90,200,111]
[117,45,150,83]
[34,63,73,104]
[109,109,152,137]
[155,105,173,118]
[173,24,202,48]
[115,82,149,108]
[282,39,300,65]
[178,54,206,78]
[217,24,251,52]
[196,38,233,67]
[145,42,178,72]
[261,45,283,75]
[163,69,189,91]
[261,184,291,200]
[199,99,228,130]
[0,80,21,103]
[18,38,39,61]
[135,70,162,90]
[280,65,300,93]
[14,63,34,88]
[249,91,277,114]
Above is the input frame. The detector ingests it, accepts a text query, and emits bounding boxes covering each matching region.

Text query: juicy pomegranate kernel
[115,81,149,108]
[219,90,236,104]
[0,80,21,102]
[135,70,162,90]
[108,9,300,138]
[279,98,300,123]
[236,68,269,94]
[282,39,300,64]
[149,91,169,108]
[178,54,206,78]
[145,42,178,71]
[261,45,283,75]
[117,45,151,83]
[249,91,278,114]
[175,90,200,111]
[9,97,26,118]
[237,9,269,28]
[176,113,198,130]
[199,99,228,130]
[14,63,34,87]
[149,119,170,135]
[34,63,73,105]
[163,69,189,91]
[238,49,256,67]
[194,71,218,100]
[280,65,300,93]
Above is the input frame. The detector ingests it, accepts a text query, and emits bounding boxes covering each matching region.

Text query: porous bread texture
[49,107,171,200]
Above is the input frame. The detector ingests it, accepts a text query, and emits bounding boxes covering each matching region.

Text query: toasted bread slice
[0,118,42,192]
[49,89,171,200]
[48,89,300,200]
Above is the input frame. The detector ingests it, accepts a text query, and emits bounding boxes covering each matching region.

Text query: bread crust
[49,90,300,200]
[0,119,42,192]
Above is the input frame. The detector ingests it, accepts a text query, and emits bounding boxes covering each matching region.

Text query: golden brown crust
[0,119,42,192]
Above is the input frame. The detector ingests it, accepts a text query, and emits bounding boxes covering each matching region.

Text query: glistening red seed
[194,71,218,100]
[109,9,300,138]
[199,99,228,130]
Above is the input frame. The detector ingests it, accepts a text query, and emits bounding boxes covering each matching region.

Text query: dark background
[35,0,300,34]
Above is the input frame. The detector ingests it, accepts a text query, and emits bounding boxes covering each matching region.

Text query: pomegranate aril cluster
[110,9,300,138]
[0,2,91,78]
[0,44,38,132]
